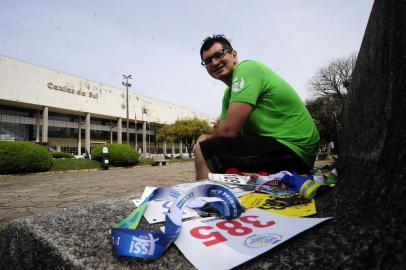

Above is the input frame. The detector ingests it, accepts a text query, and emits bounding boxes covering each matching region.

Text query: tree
[306,96,342,146]
[148,122,163,154]
[157,124,175,144]
[306,52,357,152]
[308,52,357,109]
[156,124,176,156]
[157,118,212,158]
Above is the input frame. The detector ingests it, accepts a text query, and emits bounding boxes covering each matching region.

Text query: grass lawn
[137,157,154,166]
[168,158,194,164]
[138,157,194,165]
[50,157,195,172]
[50,159,101,171]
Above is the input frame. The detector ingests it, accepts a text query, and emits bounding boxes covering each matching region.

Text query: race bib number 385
[190,215,275,246]
[174,208,331,270]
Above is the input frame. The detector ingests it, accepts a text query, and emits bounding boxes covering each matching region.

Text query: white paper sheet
[173,208,332,270]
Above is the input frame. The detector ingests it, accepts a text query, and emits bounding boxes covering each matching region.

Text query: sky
[0,0,374,118]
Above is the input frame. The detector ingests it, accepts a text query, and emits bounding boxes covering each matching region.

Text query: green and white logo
[232,76,245,92]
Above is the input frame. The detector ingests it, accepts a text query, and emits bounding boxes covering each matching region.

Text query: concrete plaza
[0,162,196,227]
[0,158,334,228]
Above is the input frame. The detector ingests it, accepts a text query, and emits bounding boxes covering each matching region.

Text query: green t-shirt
[220,60,320,167]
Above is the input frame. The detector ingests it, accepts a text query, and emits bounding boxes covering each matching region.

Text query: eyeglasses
[201,48,232,66]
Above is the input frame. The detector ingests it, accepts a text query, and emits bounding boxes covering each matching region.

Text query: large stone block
[0,197,196,269]
[0,193,342,270]
[339,0,406,268]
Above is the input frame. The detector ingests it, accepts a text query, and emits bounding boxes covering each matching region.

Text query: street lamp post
[122,74,132,145]
[141,107,148,156]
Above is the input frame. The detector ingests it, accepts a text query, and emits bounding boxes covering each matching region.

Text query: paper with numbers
[173,208,331,270]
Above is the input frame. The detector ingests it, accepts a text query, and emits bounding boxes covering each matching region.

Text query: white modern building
[0,55,214,156]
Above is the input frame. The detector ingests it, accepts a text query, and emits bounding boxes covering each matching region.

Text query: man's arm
[211,102,253,138]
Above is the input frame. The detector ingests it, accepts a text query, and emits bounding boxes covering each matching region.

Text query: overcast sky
[0,0,373,118]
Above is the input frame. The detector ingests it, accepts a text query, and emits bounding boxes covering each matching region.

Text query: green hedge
[92,144,140,166]
[0,141,52,174]
[51,151,75,159]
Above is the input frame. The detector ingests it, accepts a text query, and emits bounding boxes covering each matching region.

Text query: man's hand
[211,102,253,138]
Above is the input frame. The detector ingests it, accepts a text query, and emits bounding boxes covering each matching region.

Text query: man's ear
[232,50,238,65]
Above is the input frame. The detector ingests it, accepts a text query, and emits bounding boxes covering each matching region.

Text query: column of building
[142,121,147,155]
[135,126,138,152]
[110,120,113,144]
[85,113,90,155]
[41,106,48,143]
[77,116,82,155]
[37,107,172,157]
[117,118,122,144]
[36,110,40,142]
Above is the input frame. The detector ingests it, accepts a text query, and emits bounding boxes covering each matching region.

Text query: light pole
[122,74,132,145]
[141,107,148,155]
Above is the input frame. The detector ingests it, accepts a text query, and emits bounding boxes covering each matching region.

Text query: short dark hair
[200,34,233,59]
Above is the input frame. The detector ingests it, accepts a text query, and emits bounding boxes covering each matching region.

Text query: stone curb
[0,162,187,178]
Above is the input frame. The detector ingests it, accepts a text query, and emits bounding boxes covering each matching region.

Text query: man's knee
[197,134,210,143]
[194,134,210,154]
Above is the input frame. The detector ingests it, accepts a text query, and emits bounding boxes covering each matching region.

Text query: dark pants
[199,136,311,174]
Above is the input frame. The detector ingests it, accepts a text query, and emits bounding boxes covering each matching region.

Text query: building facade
[0,55,214,156]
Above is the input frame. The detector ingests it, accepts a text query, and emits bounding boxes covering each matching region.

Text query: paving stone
[0,163,196,226]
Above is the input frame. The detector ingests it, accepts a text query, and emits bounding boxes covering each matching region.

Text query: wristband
[111,183,245,259]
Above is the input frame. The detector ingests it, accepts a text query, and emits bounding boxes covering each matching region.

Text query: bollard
[101,146,109,170]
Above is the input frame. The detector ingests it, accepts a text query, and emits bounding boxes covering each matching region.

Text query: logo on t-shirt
[232,77,245,92]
